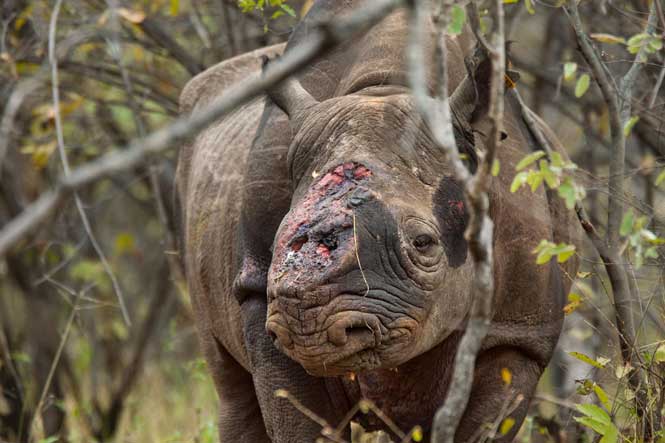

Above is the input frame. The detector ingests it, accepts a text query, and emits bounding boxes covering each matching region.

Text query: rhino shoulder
[179,43,286,114]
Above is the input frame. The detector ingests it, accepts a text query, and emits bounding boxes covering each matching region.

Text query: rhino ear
[449,44,492,125]
[450,42,518,124]
[261,55,319,130]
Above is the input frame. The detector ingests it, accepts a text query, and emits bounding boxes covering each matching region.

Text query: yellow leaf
[21,141,57,170]
[590,33,627,45]
[491,159,501,177]
[117,7,146,24]
[568,352,609,369]
[114,233,136,255]
[500,418,516,435]
[170,0,179,15]
[501,367,512,386]
[411,426,423,442]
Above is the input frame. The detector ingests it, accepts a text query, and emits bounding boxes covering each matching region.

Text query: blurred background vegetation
[0,0,663,442]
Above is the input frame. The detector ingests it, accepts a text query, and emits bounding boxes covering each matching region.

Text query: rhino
[175,1,580,442]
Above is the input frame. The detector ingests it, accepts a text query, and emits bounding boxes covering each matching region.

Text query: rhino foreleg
[454,347,541,443]
[240,296,347,443]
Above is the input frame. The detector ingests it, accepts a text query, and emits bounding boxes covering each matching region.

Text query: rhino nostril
[328,315,381,347]
[266,320,294,349]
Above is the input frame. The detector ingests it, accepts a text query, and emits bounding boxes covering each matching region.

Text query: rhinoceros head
[264,54,491,376]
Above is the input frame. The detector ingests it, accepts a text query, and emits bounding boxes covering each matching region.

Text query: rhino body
[176,2,579,442]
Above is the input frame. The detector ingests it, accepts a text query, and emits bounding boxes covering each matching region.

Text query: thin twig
[27,291,82,443]
[48,0,131,326]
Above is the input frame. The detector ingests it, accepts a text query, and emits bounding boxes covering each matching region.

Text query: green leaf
[620,210,634,237]
[568,352,609,369]
[575,403,612,426]
[510,171,529,193]
[575,74,591,98]
[539,160,559,188]
[563,62,577,81]
[593,383,611,411]
[627,33,650,54]
[623,116,640,136]
[515,151,546,171]
[645,246,659,259]
[524,0,535,14]
[558,181,576,209]
[447,5,466,35]
[656,170,665,187]
[655,344,665,363]
[575,417,608,436]
[557,248,576,263]
[536,250,553,265]
[491,159,500,176]
[280,3,296,17]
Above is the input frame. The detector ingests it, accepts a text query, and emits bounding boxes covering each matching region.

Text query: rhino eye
[413,234,436,251]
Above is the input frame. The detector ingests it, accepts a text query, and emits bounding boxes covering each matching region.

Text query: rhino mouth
[266,298,419,376]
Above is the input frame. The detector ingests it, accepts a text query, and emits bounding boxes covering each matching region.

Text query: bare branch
[0,0,406,258]
[406,1,504,441]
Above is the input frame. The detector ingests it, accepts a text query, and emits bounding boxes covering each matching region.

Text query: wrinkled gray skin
[175,2,580,442]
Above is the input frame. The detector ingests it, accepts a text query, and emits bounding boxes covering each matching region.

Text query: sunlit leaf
[510,171,529,193]
[500,418,516,435]
[501,367,512,386]
[568,352,609,369]
[563,293,582,315]
[447,5,467,35]
[169,0,179,16]
[590,33,626,45]
[593,383,611,411]
[654,344,665,363]
[280,3,297,17]
[515,151,546,171]
[623,116,639,136]
[491,159,501,177]
[411,426,423,442]
[524,0,535,14]
[563,62,577,81]
[117,7,146,23]
[655,170,665,187]
[575,74,591,98]
[620,210,634,237]
[114,232,136,255]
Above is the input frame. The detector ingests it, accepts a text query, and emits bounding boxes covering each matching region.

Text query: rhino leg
[455,347,541,442]
[240,296,349,442]
[208,337,270,443]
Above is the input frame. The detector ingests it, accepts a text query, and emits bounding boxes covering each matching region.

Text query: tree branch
[0,0,405,258]
[405,1,504,441]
